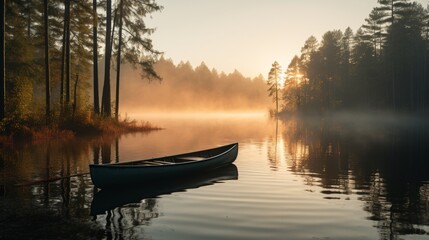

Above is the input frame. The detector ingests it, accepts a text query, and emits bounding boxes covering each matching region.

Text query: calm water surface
[1,113,429,240]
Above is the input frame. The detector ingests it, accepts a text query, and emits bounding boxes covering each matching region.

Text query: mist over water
[1,112,429,239]
[117,59,270,114]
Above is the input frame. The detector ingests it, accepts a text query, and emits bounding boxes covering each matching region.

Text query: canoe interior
[102,143,238,167]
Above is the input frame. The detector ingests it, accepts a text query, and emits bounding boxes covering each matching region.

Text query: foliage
[267,61,282,114]
[279,0,429,114]
[1,0,164,137]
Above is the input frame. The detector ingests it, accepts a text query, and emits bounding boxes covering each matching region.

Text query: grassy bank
[0,114,162,143]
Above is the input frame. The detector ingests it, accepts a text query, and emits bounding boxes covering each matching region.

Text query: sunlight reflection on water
[1,113,429,239]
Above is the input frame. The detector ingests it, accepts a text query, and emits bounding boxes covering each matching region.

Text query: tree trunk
[275,78,278,115]
[115,0,123,122]
[44,0,51,123]
[92,0,99,115]
[0,0,4,120]
[26,0,31,38]
[60,12,66,113]
[72,73,78,118]
[65,0,71,105]
[101,0,112,117]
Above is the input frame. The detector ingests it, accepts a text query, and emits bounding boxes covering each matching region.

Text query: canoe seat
[176,156,207,161]
[142,160,173,166]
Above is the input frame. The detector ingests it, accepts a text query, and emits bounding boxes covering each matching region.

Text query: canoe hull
[90,143,238,189]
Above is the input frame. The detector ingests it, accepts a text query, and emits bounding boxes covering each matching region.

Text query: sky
[147,0,429,78]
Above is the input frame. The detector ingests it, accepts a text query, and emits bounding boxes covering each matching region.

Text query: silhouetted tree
[0,0,4,120]
[114,0,123,122]
[65,0,71,106]
[43,0,51,123]
[340,27,353,107]
[283,56,303,111]
[281,0,429,114]
[351,28,379,108]
[101,0,112,117]
[92,0,100,115]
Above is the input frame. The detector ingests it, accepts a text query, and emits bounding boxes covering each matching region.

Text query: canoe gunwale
[89,143,238,169]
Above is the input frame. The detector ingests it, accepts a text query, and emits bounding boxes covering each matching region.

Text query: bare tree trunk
[115,0,123,122]
[72,73,78,118]
[44,0,51,124]
[0,0,4,120]
[65,0,71,105]
[101,0,112,117]
[60,14,66,113]
[92,0,99,115]
[275,80,278,115]
[26,0,31,38]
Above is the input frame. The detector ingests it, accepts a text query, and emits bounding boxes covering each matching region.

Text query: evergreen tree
[267,61,282,115]
[283,56,303,111]
[339,27,353,107]
[112,0,163,120]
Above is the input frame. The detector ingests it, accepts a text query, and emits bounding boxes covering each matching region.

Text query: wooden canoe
[90,143,239,189]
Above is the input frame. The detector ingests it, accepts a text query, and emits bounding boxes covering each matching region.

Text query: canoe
[90,143,239,189]
[91,164,238,215]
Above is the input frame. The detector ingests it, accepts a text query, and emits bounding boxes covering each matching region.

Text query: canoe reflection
[91,164,238,215]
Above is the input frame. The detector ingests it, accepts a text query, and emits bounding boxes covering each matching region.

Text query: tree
[70,0,94,116]
[114,0,123,121]
[44,0,51,123]
[283,56,303,111]
[65,0,71,106]
[300,36,318,65]
[267,61,282,115]
[362,8,387,57]
[112,0,163,121]
[384,2,427,111]
[351,27,378,108]
[318,30,343,110]
[101,0,112,117]
[339,27,353,107]
[92,0,99,115]
[0,0,4,120]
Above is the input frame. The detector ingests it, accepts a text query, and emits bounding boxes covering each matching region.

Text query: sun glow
[279,72,286,87]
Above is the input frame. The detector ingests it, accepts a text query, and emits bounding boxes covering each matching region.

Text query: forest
[269,0,429,114]
[0,0,163,136]
[0,0,270,138]
[119,57,270,112]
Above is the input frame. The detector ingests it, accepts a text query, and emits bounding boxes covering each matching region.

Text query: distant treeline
[120,57,270,112]
[274,0,429,114]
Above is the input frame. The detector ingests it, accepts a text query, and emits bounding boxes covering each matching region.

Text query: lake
[1,112,429,240]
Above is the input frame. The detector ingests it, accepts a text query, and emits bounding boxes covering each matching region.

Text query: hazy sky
[148,0,428,78]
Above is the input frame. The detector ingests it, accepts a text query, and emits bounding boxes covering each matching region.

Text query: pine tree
[112,0,163,120]
[267,61,282,115]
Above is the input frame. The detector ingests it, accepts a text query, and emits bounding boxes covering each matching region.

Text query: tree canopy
[279,0,429,114]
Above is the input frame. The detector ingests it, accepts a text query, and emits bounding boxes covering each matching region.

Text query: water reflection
[1,114,429,239]
[91,164,238,215]
[92,165,238,239]
[279,116,429,239]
